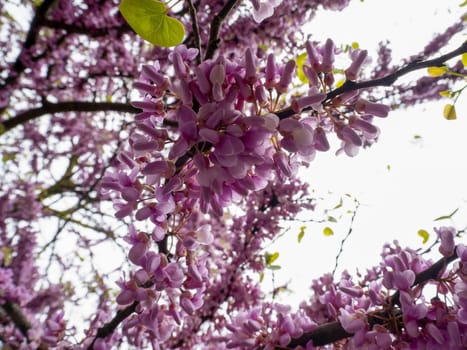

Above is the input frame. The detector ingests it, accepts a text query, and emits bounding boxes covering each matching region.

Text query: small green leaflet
[462,53,467,67]
[417,229,429,244]
[119,0,185,47]
[323,227,334,236]
[265,252,281,270]
[333,198,343,209]
[265,251,279,265]
[443,104,457,120]
[434,208,459,221]
[295,52,308,83]
[297,226,306,243]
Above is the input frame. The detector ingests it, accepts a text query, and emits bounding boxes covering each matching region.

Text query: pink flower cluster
[106,40,389,224]
[0,227,66,348]
[100,40,395,347]
[223,233,466,349]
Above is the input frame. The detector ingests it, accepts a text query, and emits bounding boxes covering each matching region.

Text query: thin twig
[204,0,240,60]
[187,0,202,64]
[332,199,360,277]
[0,0,56,115]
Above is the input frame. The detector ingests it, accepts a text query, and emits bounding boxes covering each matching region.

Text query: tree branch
[1,301,48,350]
[0,0,56,115]
[40,19,132,37]
[187,0,202,64]
[204,0,240,60]
[283,249,459,348]
[87,302,138,350]
[0,101,138,134]
[276,40,467,120]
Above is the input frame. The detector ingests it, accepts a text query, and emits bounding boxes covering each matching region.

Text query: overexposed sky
[266,0,467,305]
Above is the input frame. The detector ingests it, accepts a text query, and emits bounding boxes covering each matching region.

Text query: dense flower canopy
[0,0,466,349]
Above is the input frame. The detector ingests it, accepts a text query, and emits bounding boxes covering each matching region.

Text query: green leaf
[427,66,447,77]
[460,0,467,7]
[323,227,334,236]
[434,208,459,221]
[333,198,343,209]
[2,153,15,163]
[295,52,308,83]
[1,247,12,266]
[265,252,279,265]
[417,229,429,244]
[297,226,306,243]
[335,79,345,88]
[268,265,281,270]
[462,53,467,67]
[327,216,337,223]
[439,90,451,97]
[443,104,457,120]
[119,0,185,47]
[259,271,264,282]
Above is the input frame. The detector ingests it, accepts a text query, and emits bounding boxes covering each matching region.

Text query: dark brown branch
[283,250,459,348]
[187,0,202,64]
[41,19,132,37]
[87,301,138,350]
[1,101,138,134]
[204,0,240,60]
[276,40,467,120]
[0,0,56,115]
[1,301,48,350]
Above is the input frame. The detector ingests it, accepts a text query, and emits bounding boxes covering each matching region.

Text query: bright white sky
[267,0,467,306]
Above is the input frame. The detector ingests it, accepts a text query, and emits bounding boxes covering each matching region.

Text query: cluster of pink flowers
[0,227,66,349]
[223,233,467,349]
[2,0,466,349]
[105,39,389,222]
[97,36,467,349]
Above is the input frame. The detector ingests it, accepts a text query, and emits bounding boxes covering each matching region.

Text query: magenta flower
[435,226,456,256]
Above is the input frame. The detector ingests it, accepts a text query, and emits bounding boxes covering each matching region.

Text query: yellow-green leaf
[427,66,447,77]
[333,198,343,209]
[265,252,279,265]
[297,226,306,243]
[323,227,334,236]
[2,153,15,163]
[417,229,429,244]
[119,0,185,47]
[1,247,12,266]
[462,53,467,67]
[335,79,345,88]
[351,42,359,49]
[443,104,457,120]
[295,52,308,83]
[439,90,451,97]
